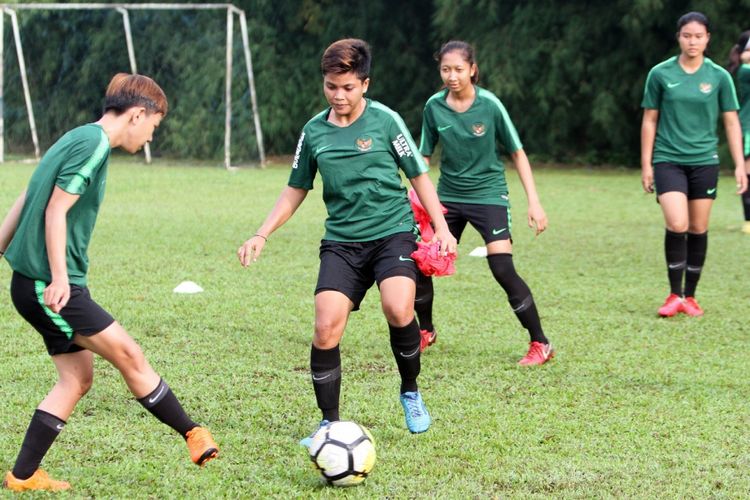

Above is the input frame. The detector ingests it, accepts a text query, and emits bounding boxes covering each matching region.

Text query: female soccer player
[727,30,750,234]
[0,74,218,492]
[641,12,748,317]
[415,41,553,366]
[238,39,456,438]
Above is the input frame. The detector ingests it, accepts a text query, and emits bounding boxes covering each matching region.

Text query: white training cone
[469,246,487,257]
[173,281,204,294]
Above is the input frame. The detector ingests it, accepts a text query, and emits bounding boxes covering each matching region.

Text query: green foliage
[4,1,750,163]
[2,161,750,496]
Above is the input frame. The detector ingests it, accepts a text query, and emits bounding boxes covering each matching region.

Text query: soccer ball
[308,421,376,486]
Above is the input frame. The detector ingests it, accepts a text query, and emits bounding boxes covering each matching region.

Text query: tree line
[3,0,750,165]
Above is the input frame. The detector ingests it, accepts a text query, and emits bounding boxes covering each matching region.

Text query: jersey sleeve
[718,68,740,112]
[387,112,429,179]
[641,67,662,109]
[287,128,316,190]
[55,131,110,196]
[419,103,438,156]
[493,99,523,154]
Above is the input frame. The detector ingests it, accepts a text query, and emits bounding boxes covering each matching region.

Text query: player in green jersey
[0,74,218,492]
[641,12,748,318]
[416,41,554,366]
[727,30,750,234]
[237,39,456,438]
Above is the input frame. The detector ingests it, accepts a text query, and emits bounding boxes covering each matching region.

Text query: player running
[0,74,218,492]
[415,41,553,366]
[237,39,456,439]
[727,30,750,234]
[641,12,748,317]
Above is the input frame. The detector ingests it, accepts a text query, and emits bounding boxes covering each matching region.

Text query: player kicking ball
[0,73,218,492]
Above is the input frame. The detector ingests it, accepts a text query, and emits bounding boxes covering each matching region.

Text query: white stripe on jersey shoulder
[477,87,522,149]
[425,90,447,107]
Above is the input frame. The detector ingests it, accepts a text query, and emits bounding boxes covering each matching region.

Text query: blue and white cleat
[400,391,431,433]
[299,419,330,448]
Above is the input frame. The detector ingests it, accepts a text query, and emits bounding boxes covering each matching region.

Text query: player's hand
[642,165,654,193]
[735,165,748,194]
[527,202,547,236]
[44,279,70,314]
[237,235,267,267]
[431,227,457,256]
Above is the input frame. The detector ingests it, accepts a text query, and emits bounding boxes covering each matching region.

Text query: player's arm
[422,156,431,166]
[510,149,547,235]
[237,186,308,267]
[409,173,456,255]
[722,111,748,194]
[640,109,659,193]
[0,190,27,258]
[45,186,80,313]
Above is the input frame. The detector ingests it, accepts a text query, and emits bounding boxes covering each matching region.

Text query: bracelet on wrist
[254,234,267,241]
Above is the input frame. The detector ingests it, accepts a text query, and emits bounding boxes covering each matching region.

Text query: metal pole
[224,7,232,169]
[117,7,151,164]
[239,10,265,166]
[1,11,5,163]
[8,9,39,159]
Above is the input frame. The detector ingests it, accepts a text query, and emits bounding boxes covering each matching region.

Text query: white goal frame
[0,3,266,168]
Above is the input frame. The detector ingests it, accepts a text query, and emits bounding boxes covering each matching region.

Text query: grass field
[0,158,748,498]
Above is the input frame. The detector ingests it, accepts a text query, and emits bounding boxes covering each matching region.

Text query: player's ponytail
[103,73,168,116]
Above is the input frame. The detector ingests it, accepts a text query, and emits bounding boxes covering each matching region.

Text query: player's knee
[314,319,343,347]
[114,342,148,374]
[666,220,689,233]
[687,223,707,234]
[60,372,93,399]
[382,304,413,327]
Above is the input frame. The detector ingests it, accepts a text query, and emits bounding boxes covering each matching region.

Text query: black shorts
[10,272,115,356]
[442,201,512,244]
[653,163,719,200]
[316,232,418,311]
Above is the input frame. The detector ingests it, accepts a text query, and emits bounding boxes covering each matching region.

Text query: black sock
[684,232,708,297]
[743,175,750,220]
[12,409,65,480]
[664,229,687,296]
[389,319,421,394]
[310,345,341,422]
[414,273,434,332]
[487,253,548,344]
[137,379,198,437]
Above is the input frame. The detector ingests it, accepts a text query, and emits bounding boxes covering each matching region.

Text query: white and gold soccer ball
[308,421,376,487]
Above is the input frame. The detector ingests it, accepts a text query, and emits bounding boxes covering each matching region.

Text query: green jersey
[419,86,522,206]
[736,64,750,155]
[5,124,110,286]
[642,56,739,166]
[288,99,427,242]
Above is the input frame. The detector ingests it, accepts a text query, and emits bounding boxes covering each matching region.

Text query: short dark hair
[103,73,168,116]
[677,11,710,33]
[321,39,371,80]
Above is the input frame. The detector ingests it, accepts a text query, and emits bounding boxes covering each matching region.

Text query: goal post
[0,3,266,168]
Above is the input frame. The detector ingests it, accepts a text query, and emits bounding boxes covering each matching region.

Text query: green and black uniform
[736,63,750,221]
[6,124,114,355]
[416,85,549,347]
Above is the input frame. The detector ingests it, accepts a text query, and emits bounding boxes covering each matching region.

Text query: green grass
[1,159,749,498]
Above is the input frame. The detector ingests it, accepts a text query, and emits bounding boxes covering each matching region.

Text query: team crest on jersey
[356,136,373,152]
[699,83,713,94]
[472,123,486,137]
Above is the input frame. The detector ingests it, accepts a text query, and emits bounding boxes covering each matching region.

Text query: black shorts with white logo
[10,272,115,356]
[316,231,418,310]
[442,201,512,244]
[653,163,719,200]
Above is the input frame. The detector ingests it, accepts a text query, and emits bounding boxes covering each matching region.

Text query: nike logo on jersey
[148,385,166,404]
[437,125,453,132]
[667,82,681,88]
[316,144,333,155]
[707,188,716,195]
[399,255,414,262]
[492,228,507,235]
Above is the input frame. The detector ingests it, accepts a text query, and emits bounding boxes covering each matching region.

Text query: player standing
[237,39,456,438]
[641,12,748,317]
[416,41,553,366]
[0,74,218,492]
[727,30,750,234]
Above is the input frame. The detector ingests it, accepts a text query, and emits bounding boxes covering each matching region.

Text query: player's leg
[4,351,91,492]
[654,163,690,316]
[742,144,750,233]
[73,323,218,465]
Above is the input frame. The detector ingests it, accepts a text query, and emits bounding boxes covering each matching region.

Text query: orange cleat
[419,329,437,352]
[658,294,683,317]
[186,427,219,466]
[518,341,555,366]
[3,469,70,492]
[681,296,704,317]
